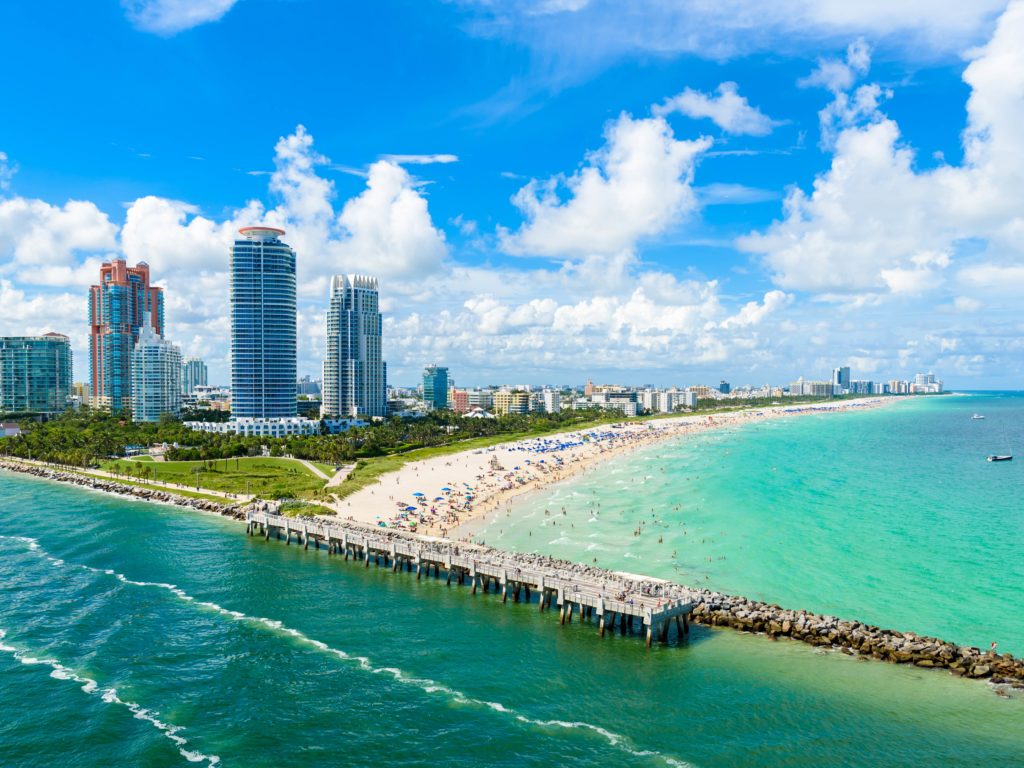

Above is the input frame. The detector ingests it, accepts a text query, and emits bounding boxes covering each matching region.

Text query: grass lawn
[128,455,155,462]
[102,456,326,499]
[310,461,339,477]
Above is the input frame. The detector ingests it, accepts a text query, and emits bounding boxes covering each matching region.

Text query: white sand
[329,398,894,536]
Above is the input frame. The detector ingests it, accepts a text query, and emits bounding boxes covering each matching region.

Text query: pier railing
[247,510,694,646]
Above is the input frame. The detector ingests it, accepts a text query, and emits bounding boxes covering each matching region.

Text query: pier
[246,510,695,646]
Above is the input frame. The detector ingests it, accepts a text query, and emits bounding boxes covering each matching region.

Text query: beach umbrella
[441,487,452,491]
[412,491,425,497]
[434,497,444,501]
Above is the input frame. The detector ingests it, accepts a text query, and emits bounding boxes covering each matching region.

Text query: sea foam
[0,534,697,768]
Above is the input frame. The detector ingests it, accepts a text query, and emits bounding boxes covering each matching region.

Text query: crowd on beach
[337,397,892,536]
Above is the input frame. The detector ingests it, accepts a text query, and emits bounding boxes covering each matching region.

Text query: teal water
[0,395,1021,767]
[475,393,1024,655]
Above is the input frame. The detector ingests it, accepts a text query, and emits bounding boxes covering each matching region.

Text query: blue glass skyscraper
[230,227,297,419]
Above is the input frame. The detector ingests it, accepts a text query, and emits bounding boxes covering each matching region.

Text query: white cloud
[952,296,983,312]
[0,198,118,275]
[653,82,781,136]
[740,1,1024,301]
[500,112,711,258]
[330,160,449,281]
[381,154,459,165]
[798,38,871,92]
[122,0,238,35]
[958,264,1024,293]
[720,290,791,328]
[462,1,1004,69]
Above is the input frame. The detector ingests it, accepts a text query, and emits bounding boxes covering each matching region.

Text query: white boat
[971,414,985,420]
[987,455,1012,462]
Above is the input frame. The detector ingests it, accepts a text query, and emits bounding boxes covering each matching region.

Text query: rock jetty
[2,458,1021,688]
[688,592,1024,687]
[0,460,246,520]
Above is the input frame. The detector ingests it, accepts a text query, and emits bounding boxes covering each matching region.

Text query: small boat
[971,414,985,420]
[987,455,1013,462]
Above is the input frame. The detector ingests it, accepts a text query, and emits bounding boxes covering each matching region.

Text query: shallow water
[1,394,1022,767]
[475,393,1024,655]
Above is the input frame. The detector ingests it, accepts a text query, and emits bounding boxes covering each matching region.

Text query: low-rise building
[323,417,369,433]
[493,390,530,415]
[542,390,561,414]
[185,417,320,437]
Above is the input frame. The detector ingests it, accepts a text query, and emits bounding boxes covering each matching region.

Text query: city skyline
[2,2,1024,388]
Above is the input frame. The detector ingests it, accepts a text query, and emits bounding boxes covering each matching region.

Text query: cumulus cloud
[0,198,118,276]
[331,160,448,281]
[653,82,780,136]
[740,1,1024,303]
[500,112,711,258]
[720,290,791,328]
[122,0,238,35]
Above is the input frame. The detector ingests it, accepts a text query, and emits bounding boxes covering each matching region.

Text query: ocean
[0,393,1021,766]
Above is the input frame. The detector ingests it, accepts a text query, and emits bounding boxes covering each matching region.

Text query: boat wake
[0,534,695,768]
[0,626,219,766]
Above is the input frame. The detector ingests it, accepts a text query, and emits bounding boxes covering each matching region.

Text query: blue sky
[1,0,1022,388]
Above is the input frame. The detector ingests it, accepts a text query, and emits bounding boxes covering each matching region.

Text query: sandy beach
[330,397,895,536]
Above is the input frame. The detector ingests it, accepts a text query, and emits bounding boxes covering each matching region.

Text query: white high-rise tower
[131,321,182,423]
[322,274,387,419]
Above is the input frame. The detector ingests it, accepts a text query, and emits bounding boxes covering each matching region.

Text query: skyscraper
[0,333,72,415]
[181,357,208,395]
[131,322,182,423]
[230,227,297,419]
[832,366,851,394]
[321,274,387,419]
[89,259,163,411]
[422,365,449,410]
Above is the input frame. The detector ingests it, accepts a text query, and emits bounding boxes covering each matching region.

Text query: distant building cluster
[790,367,942,397]
[0,224,946,433]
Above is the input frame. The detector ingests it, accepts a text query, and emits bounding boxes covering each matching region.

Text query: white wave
[0,627,219,767]
[1,534,695,768]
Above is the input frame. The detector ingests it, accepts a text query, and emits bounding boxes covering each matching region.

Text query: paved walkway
[296,459,331,481]
[325,464,355,487]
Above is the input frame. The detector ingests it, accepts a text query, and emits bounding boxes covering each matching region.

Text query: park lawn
[102,456,326,499]
[128,455,155,462]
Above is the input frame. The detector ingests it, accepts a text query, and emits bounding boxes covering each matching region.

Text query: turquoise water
[0,395,1021,767]
[475,394,1024,655]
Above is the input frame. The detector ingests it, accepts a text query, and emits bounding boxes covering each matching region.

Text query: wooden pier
[247,511,694,646]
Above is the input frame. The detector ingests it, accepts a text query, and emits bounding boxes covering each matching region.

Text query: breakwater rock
[0,460,247,520]
[688,592,1024,686]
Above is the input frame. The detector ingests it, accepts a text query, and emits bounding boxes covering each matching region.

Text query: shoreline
[1,455,1022,688]
[333,397,898,537]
